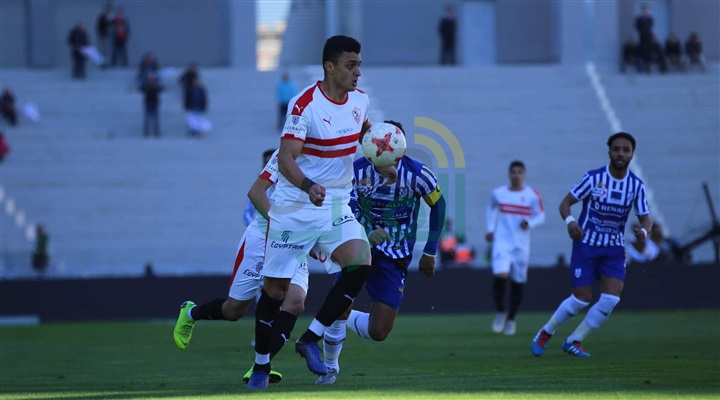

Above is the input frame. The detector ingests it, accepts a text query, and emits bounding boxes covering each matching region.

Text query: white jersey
[246,149,280,238]
[272,82,369,209]
[486,185,545,252]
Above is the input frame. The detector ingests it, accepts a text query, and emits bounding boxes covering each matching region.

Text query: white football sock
[543,294,589,335]
[347,309,372,340]
[322,319,346,371]
[567,293,620,343]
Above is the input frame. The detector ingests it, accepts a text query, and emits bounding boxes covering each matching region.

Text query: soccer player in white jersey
[172,149,313,383]
[486,161,545,336]
[313,119,446,385]
[531,132,652,357]
[247,35,373,389]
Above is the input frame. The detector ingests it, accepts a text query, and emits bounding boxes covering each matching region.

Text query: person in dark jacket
[67,22,90,79]
[634,6,654,54]
[664,33,684,72]
[141,73,163,138]
[95,4,112,68]
[685,32,706,72]
[438,6,457,65]
[620,38,644,73]
[184,77,208,138]
[0,87,17,126]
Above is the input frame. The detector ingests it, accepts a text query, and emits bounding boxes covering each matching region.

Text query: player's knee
[368,325,392,341]
[339,264,371,296]
[281,299,305,316]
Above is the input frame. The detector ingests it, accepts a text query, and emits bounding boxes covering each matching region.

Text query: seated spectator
[685,32,706,72]
[664,33,684,72]
[642,35,667,73]
[137,52,159,89]
[0,132,9,163]
[439,219,457,268]
[184,77,208,138]
[453,236,476,267]
[178,62,200,96]
[1,87,17,126]
[620,38,644,73]
[626,223,659,265]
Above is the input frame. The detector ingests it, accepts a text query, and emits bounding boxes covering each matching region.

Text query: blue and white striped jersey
[570,165,649,247]
[353,156,441,259]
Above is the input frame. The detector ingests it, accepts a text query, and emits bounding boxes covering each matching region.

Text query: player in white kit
[247,35,373,389]
[172,149,315,383]
[486,161,545,335]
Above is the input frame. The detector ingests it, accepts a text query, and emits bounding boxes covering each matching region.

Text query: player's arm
[247,177,273,222]
[277,138,326,206]
[560,193,584,241]
[632,183,652,244]
[524,192,546,230]
[419,187,446,278]
[485,193,499,241]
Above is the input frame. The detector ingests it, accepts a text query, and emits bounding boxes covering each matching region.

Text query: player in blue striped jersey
[531,132,652,358]
[316,120,446,384]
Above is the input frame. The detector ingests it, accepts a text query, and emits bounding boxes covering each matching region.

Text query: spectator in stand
[634,5,654,55]
[67,22,90,80]
[275,71,297,130]
[439,219,457,268]
[1,87,17,126]
[620,38,644,73]
[664,33,684,72]
[32,225,50,275]
[685,32,706,72]
[178,62,200,100]
[642,35,667,73]
[140,72,163,138]
[111,7,130,67]
[453,236,475,267]
[438,5,457,65]
[0,132,9,163]
[137,52,159,89]
[95,4,113,68]
[184,77,208,138]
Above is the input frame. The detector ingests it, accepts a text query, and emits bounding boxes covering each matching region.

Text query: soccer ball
[361,122,407,167]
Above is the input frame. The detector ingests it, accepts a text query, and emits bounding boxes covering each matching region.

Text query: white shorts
[263,204,367,278]
[228,230,310,301]
[491,247,529,283]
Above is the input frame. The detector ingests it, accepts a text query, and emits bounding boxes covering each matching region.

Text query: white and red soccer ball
[361,122,407,167]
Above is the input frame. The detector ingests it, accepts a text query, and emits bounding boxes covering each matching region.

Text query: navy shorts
[365,249,410,311]
[570,241,626,287]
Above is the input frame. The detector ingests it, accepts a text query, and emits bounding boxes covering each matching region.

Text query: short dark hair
[262,149,275,161]
[322,35,361,65]
[383,120,405,135]
[607,132,636,151]
[509,160,525,171]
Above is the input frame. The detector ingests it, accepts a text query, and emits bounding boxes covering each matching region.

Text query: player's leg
[532,242,594,356]
[564,247,625,357]
[267,263,309,359]
[491,251,511,333]
[295,210,370,375]
[173,235,261,349]
[504,252,529,335]
[318,302,351,385]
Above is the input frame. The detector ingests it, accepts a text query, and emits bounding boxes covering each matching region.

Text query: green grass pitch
[1,310,718,399]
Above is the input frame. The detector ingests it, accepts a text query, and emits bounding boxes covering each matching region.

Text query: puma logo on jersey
[294,104,304,113]
[322,117,332,126]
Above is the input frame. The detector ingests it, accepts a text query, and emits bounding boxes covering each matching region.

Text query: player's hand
[567,221,584,241]
[308,184,326,207]
[309,249,318,260]
[633,226,647,244]
[368,228,391,245]
[520,220,530,231]
[485,232,494,242]
[418,254,435,278]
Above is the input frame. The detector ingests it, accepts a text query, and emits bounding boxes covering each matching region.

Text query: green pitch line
[1,310,718,399]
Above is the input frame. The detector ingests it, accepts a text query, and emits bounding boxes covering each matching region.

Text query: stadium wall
[1,262,717,322]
